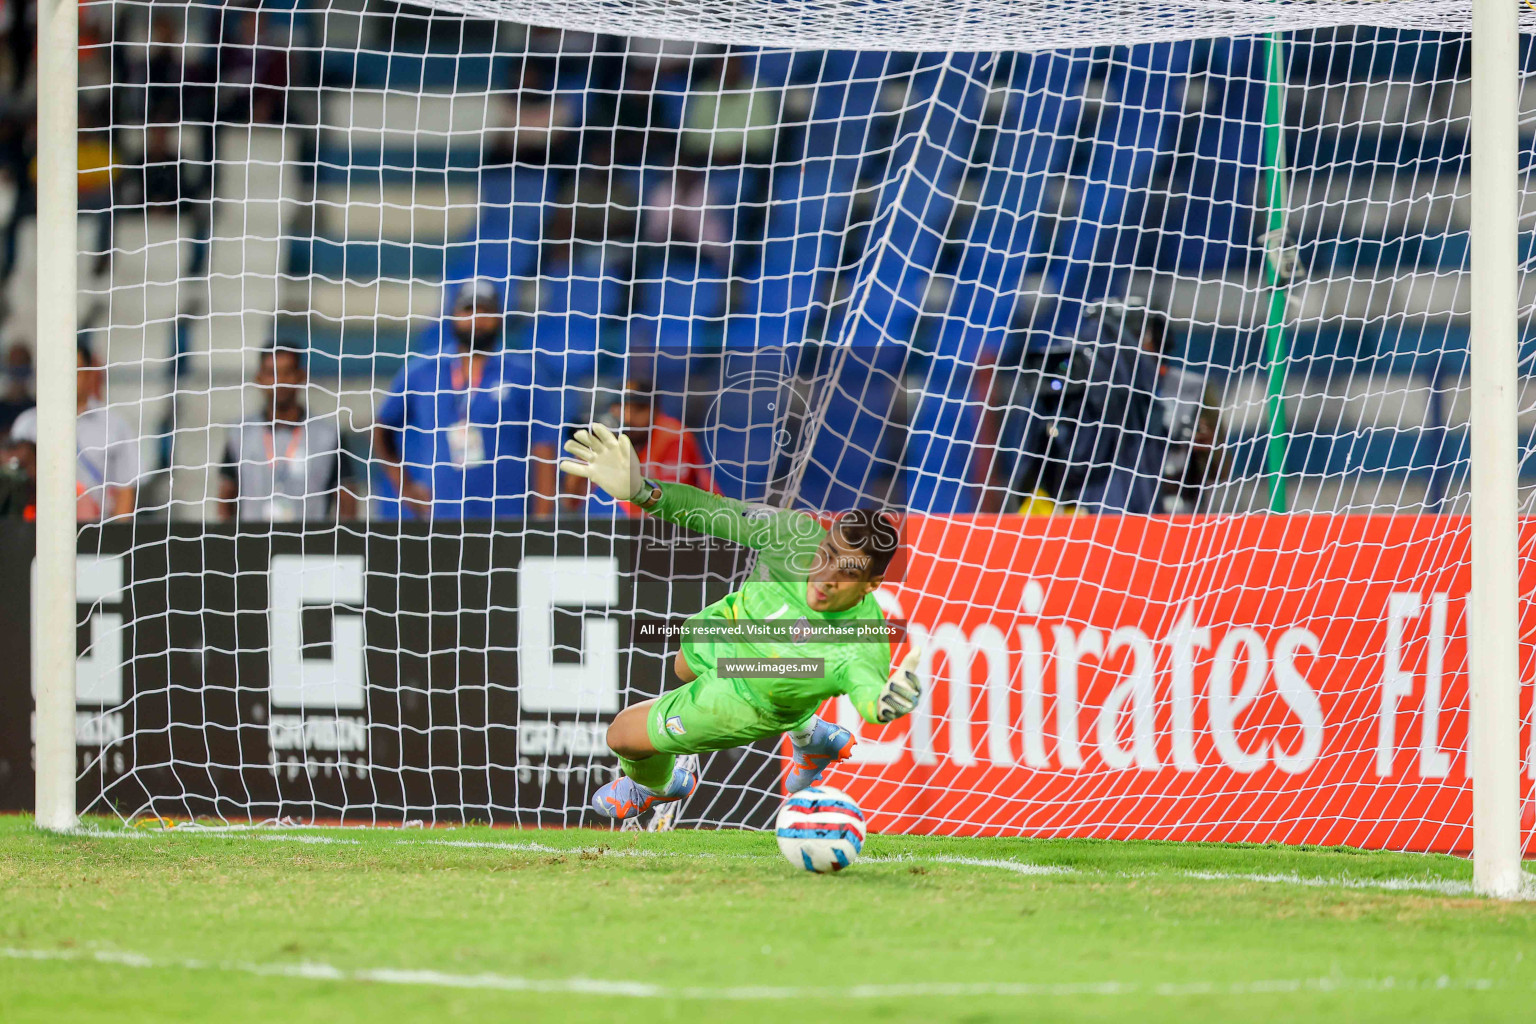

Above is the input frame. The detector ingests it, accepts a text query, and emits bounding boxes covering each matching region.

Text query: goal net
[33,0,1533,852]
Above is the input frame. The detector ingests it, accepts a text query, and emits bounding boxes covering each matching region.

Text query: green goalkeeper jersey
[649,482,894,727]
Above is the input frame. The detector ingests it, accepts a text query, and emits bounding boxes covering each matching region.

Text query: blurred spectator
[139,124,181,206]
[642,165,731,266]
[0,434,33,519]
[489,56,579,166]
[618,60,673,163]
[525,26,598,91]
[129,124,210,212]
[1074,299,1167,515]
[1137,310,1224,513]
[373,279,566,520]
[9,340,140,521]
[988,299,1164,515]
[251,13,296,125]
[527,25,597,62]
[143,11,191,124]
[0,90,34,294]
[218,345,357,523]
[1,0,33,93]
[77,92,114,197]
[113,6,213,128]
[547,149,639,249]
[679,55,779,166]
[587,59,679,168]
[625,37,704,80]
[76,95,117,276]
[218,9,290,125]
[537,156,636,385]
[571,376,714,515]
[78,0,112,53]
[0,342,33,434]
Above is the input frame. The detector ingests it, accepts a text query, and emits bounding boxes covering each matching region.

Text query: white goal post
[1467,0,1522,899]
[34,0,80,834]
[23,0,1531,899]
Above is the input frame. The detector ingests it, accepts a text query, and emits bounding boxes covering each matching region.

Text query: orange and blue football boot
[590,763,699,820]
[785,719,855,794]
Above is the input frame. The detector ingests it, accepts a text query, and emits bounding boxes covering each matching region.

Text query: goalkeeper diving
[562,423,924,820]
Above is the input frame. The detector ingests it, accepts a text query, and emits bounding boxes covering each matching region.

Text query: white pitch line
[79,835,364,847]
[1170,869,1480,897]
[0,947,1517,1000]
[63,827,1498,895]
[865,853,1073,876]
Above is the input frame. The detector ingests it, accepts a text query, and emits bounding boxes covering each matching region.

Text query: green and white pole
[1258,31,1295,513]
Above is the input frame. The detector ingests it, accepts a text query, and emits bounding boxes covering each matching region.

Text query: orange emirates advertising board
[827,515,1534,854]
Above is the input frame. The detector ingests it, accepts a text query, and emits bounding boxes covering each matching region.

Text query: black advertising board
[0,519,781,828]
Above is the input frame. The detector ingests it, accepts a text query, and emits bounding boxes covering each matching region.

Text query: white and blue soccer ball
[775,785,866,873]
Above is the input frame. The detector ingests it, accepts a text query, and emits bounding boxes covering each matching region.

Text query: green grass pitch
[2,815,1534,1023]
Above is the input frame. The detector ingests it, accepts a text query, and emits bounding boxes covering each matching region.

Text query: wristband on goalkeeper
[632,477,663,509]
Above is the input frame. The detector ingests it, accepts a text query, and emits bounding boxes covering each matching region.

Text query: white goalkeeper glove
[561,423,647,503]
[876,647,923,723]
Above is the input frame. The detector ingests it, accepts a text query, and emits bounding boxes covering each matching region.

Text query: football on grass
[775,785,867,873]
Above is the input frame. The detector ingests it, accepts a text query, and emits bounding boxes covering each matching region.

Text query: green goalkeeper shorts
[645,675,815,756]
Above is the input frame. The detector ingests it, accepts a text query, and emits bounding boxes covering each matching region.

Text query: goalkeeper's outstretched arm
[561,424,817,551]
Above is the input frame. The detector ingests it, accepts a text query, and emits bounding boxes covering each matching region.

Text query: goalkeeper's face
[805,534,882,612]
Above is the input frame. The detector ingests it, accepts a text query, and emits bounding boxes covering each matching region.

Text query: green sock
[618,753,676,792]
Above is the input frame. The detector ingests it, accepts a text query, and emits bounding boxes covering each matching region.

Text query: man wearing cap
[373,279,566,519]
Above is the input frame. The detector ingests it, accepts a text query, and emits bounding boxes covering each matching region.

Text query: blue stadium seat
[794,344,908,510]
[728,157,861,349]
[709,47,795,91]
[305,37,1496,513]
[631,255,730,349]
[1161,37,1266,273]
[836,52,991,350]
[443,166,554,289]
[1049,41,1192,313]
[400,167,555,355]
[935,49,1094,361]
[802,51,905,159]
[905,50,1098,512]
[904,352,985,513]
[694,348,802,501]
[631,255,731,414]
[532,247,627,384]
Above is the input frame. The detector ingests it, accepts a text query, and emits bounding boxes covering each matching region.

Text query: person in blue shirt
[373,279,565,519]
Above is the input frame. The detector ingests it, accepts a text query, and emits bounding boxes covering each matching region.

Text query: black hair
[1106,300,1170,354]
[510,55,559,91]
[1140,308,1170,354]
[830,509,901,578]
[259,343,307,374]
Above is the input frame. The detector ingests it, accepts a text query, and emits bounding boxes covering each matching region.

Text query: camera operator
[990,299,1161,514]
[1133,306,1223,514]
